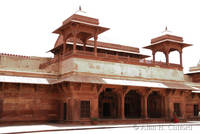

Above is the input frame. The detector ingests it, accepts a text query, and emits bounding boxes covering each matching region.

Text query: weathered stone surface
[62,58,184,81]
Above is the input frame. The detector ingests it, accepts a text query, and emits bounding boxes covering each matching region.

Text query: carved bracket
[97,84,104,95]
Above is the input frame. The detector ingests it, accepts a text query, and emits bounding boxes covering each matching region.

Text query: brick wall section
[0,83,60,122]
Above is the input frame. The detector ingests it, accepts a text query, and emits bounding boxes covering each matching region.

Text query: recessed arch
[98,88,119,119]
[124,90,141,118]
[147,91,162,118]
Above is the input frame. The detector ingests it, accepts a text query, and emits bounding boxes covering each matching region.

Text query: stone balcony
[40,49,183,71]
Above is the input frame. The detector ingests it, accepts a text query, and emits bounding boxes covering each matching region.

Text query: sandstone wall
[61,58,184,81]
[0,55,58,75]
[0,83,60,122]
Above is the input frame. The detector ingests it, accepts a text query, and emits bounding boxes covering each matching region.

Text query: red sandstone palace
[0,10,200,124]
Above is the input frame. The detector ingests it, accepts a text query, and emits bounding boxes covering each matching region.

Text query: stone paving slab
[0,121,200,134]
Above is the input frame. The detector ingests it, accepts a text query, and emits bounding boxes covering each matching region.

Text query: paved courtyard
[0,121,200,134]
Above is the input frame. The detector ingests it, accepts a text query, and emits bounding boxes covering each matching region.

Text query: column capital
[140,88,151,97]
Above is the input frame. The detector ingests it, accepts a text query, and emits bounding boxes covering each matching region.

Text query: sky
[0,0,200,73]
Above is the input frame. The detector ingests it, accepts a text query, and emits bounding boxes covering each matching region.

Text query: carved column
[121,93,125,119]
[164,89,171,119]
[165,51,169,65]
[62,39,66,58]
[91,98,98,118]
[121,86,128,119]
[181,92,186,119]
[83,40,87,51]
[141,88,151,119]
[70,83,80,121]
[73,34,77,54]
[164,46,170,65]
[152,50,156,63]
[179,50,183,66]
[94,34,98,56]
[71,25,78,54]
[141,94,148,119]
[61,30,66,58]
[71,98,80,121]
[168,91,174,119]
[68,96,80,121]
[91,85,99,118]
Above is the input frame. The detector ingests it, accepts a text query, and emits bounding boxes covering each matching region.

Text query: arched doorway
[99,88,119,119]
[147,91,162,118]
[125,90,141,118]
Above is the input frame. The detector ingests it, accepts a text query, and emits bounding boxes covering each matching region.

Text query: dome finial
[75,5,86,14]
[162,26,171,34]
[165,26,168,31]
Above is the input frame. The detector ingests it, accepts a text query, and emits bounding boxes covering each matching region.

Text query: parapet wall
[0,54,58,76]
[61,58,184,81]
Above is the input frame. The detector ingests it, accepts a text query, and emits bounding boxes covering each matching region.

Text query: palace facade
[0,11,200,124]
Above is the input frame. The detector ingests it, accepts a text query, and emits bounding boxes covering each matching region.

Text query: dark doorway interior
[103,103,111,117]
[174,103,181,117]
[147,91,162,118]
[125,90,141,118]
[194,104,199,116]
[63,103,67,120]
[99,89,118,119]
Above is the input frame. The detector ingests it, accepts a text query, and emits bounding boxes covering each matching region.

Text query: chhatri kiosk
[0,10,200,124]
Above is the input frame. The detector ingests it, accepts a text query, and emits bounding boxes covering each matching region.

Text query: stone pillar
[70,98,80,121]
[141,94,148,119]
[83,43,86,51]
[91,98,99,118]
[152,51,155,62]
[94,34,98,56]
[165,52,169,65]
[169,101,174,119]
[73,34,77,54]
[63,41,66,57]
[179,51,183,66]
[121,94,125,119]
[181,97,186,119]
[181,104,186,119]
[164,95,170,119]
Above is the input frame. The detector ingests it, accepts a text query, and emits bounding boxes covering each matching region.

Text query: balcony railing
[40,50,183,70]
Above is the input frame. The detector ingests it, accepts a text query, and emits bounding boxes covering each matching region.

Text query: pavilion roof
[143,34,192,51]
